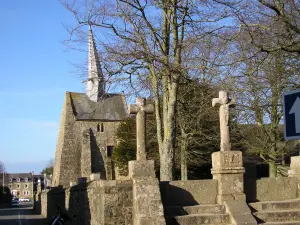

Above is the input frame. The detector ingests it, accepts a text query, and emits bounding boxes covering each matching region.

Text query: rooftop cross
[128,98,154,160]
[212,91,236,151]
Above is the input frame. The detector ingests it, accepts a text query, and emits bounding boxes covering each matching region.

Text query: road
[0,202,47,225]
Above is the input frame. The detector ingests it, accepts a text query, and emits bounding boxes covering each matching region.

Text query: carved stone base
[211,151,246,204]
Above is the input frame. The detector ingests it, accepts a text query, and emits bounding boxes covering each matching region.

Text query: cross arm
[128,104,139,114]
[212,98,222,107]
[144,104,154,114]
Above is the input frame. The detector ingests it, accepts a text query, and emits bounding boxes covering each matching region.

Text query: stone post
[128,97,166,225]
[37,182,42,193]
[288,156,300,179]
[128,97,154,160]
[212,91,246,203]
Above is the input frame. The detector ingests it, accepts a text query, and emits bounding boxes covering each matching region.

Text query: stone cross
[212,91,236,151]
[129,98,154,160]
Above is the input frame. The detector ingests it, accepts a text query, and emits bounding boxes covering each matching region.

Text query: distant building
[0,172,46,199]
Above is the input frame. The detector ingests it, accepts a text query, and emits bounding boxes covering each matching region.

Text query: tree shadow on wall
[67,183,91,225]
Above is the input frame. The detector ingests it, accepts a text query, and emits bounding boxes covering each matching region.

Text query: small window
[9,185,12,189]
[97,123,104,132]
[25,177,28,182]
[9,178,12,182]
[24,191,26,195]
[17,184,20,189]
[17,177,20,182]
[24,184,28,189]
[107,146,114,157]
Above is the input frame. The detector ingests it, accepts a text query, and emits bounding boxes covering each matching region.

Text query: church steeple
[86,24,105,102]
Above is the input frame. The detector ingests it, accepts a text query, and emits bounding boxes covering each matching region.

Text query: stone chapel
[52,26,128,187]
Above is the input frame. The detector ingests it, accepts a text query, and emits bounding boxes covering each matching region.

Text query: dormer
[17,177,20,182]
[9,178,12,182]
[25,177,28,182]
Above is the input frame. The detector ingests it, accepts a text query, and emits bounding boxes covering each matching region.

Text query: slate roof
[69,92,128,121]
[7,173,33,182]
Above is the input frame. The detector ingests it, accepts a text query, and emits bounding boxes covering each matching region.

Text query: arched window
[24,184,28,189]
[9,178,12,182]
[17,177,20,182]
[25,177,28,182]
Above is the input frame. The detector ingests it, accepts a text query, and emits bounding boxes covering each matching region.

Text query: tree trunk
[160,140,174,181]
[160,83,178,181]
[269,161,277,177]
[180,141,188,180]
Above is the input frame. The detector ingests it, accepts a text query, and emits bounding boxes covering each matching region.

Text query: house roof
[7,173,33,182]
[69,92,128,121]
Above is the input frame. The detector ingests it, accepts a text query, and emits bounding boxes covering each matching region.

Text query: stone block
[90,173,101,181]
[255,177,298,201]
[224,200,257,225]
[70,181,77,187]
[212,151,243,169]
[160,180,218,206]
[289,156,300,179]
[128,160,156,179]
[211,151,245,204]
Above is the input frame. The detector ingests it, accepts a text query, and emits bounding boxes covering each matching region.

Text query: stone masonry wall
[160,180,218,206]
[40,188,65,219]
[42,180,133,225]
[245,177,299,202]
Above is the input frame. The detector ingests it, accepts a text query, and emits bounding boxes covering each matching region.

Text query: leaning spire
[86,24,105,102]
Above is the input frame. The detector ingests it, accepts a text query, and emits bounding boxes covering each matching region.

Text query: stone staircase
[249,199,300,224]
[164,204,233,225]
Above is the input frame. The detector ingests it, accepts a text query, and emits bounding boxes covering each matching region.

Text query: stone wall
[40,187,65,219]
[245,177,299,202]
[160,180,218,206]
[41,180,132,225]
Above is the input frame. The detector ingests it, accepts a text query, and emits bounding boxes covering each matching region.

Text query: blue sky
[0,1,87,173]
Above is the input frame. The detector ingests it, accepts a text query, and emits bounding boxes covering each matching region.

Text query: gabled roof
[69,92,128,121]
[7,173,33,182]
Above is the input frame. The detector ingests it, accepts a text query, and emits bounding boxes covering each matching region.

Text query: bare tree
[217,0,300,55]
[232,49,300,177]
[59,0,232,180]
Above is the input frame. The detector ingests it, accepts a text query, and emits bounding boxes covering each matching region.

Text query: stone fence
[35,175,300,225]
[36,180,133,225]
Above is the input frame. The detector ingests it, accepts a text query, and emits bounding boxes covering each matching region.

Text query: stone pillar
[288,156,300,179]
[211,151,245,203]
[37,183,42,193]
[212,91,245,204]
[128,97,166,225]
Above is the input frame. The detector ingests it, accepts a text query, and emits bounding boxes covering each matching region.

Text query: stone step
[250,200,300,212]
[184,204,226,215]
[259,222,300,225]
[254,210,300,223]
[167,213,231,225]
[165,204,226,216]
